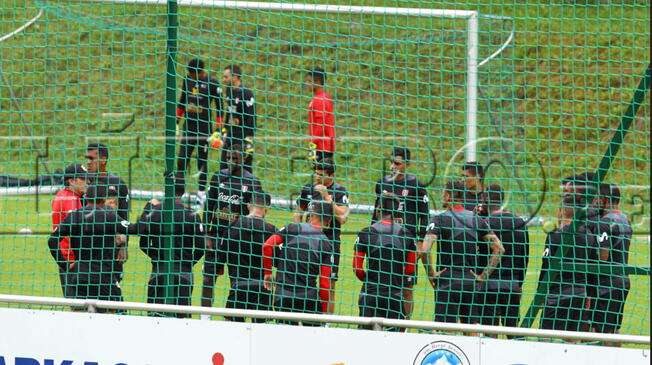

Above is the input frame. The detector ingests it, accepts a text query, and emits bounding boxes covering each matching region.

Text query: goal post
[83,0,486,162]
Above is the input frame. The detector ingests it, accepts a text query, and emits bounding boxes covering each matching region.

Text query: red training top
[52,188,82,262]
[308,89,335,153]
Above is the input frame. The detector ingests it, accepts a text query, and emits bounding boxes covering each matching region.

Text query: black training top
[371,174,429,240]
[296,181,349,245]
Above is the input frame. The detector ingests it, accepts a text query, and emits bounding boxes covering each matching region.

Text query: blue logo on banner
[0,357,127,365]
[413,341,471,365]
[420,350,463,365]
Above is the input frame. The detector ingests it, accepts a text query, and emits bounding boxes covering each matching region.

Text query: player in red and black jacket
[176,58,224,198]
[293,158,349,313]
[47,185,148,312]
[50,163,88,297]
[354,193,416,330]
[263,200,335,325]
[216,191,278,323]
[220,64,256,173]
[370,147,429,319]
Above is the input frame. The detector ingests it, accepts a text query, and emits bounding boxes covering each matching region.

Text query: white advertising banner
[0,308,648,365]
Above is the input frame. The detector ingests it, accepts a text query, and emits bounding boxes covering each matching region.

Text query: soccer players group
[46,59,632,340]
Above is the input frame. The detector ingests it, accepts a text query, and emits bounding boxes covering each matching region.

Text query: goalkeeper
[218,64,256,173]
[305,67,335,162]
[176,58,224,203]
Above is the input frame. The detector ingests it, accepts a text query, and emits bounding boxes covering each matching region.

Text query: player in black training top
[591,184,632,342]
[86,143,130,283]
[461,161,485,212]
[371,147,429,319]
[263,201,335,325]
[220,64,256,173]
[354,193,416,330]
[176,58,224,199]
[293,158,349,313]
[47,185,147,312]
[539,195,599,336]
[422,180,503,330]
[475,185,530,334]
[202,144,262,310]
[138,183,205,318]
[216,191,278,323]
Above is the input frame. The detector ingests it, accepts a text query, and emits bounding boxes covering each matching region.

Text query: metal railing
[0,294,648,345]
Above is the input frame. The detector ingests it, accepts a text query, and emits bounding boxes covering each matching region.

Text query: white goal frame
[83,0,484,161]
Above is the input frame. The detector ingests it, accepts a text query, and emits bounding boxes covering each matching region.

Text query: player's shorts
[315,151,334,163]
[330,241,341,282]
[540,285,586,332]
[202,230,227,278]
[274,289,321,326]
[69,275,123,313]
[475,279,522,327]
[592,285,630,333]
[403,231,420,287]
[58,267,74,299]
[434,275,479,324]
[146,273,193,318]
[226,280,272,323]
[358,291,404,331]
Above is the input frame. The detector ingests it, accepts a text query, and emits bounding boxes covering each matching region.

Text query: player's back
[486,211,529,282]
[275,223,332,297]
[66,206,123,283]
[598,211,632,288]
[431,208,483,278]
[223,215,277,284]
[362,222,412,296]
[542,224,598,294]
[139,201,204,274]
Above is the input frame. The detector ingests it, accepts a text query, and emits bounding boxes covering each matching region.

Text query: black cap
[64,164,88,181]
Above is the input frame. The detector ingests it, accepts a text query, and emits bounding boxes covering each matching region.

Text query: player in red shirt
[306,68,335,162]
[50,163,87,297]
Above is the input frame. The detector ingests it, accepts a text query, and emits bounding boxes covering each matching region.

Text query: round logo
[413,341,470,365]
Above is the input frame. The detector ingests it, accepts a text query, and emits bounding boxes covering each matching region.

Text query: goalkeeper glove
[307,142,318,161]
[244,137,254,155]
[176,124,181,137]
[221,127,228,138]
[207,132,223,149]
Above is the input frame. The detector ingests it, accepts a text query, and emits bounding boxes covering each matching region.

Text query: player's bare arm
[473,232,504,280]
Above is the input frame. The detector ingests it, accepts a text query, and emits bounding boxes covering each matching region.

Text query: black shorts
[69,276,123,313]
[330,241,341,282]
[58,267,74,299]
[592,286,630,333]
[358,292,404,330]
[274,290,321,326]
[475,280,522,327]
[540,287,586,332]
[202,230,227,278]
[434,276,479,324]
[147,273,193,318]
[202,248,218,277]
[226,280,272,323]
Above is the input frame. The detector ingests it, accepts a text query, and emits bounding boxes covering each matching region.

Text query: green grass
[0,0,649,344]
[0,195,649,342]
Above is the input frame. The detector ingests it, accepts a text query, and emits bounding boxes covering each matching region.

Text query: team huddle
[46,60,632,340]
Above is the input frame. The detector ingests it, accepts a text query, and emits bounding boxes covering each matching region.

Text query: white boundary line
[0,294,648,344]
